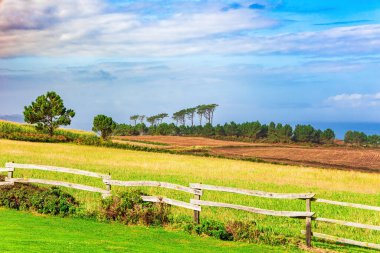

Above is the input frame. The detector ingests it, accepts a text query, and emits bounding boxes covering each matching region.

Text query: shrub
[226,220,292,245]
[0,132,68,143]
[0,184,78,216]
[30,187,78,215]
[100,190,170,226]
[74,135,101,145]
[184,219,233,241]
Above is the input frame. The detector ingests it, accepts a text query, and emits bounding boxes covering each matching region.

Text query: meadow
[0,208,301,253]
[0,139,380,252]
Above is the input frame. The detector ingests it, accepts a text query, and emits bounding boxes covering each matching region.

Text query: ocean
[305,122,380,139]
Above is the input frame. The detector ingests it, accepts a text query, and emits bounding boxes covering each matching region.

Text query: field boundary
[1,162,380,250]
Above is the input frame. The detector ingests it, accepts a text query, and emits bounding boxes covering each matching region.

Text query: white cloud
[1,1,380,58]
[0,0,275,57]
[327,92,380,108]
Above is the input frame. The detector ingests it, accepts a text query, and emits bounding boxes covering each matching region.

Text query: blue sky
[1,0,380,131]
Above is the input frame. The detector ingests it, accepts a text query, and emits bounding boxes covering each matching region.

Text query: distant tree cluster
[344,131,380,146]
[113,120,336,144]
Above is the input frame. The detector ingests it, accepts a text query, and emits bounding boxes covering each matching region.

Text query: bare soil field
[115,135,268,147]
[212,146,380,172]
[115,136,380,172]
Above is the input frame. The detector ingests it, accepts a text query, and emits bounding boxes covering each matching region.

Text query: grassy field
[0,208,302,253]
[0,139,379,252]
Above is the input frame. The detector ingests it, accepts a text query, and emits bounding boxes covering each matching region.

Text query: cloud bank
[2,0,380,58]
[327,93,380,108]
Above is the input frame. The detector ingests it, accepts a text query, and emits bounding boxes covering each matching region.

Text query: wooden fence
[0,162,379,250]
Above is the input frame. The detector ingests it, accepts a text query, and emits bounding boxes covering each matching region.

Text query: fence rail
[191,199,314,218]
[5,162,110,179]
[301,231,380,250]
[314,217,380,231]
[106,179,201,195]
[142,196,201,211]
[8,178,111,197]
[190,183,314,199]
[313,198,380,212]
[1,162,380,251]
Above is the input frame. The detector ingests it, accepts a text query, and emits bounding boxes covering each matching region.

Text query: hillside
[0,139,379,252]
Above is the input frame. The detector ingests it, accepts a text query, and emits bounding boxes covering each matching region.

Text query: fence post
[305,197,312,247]
[106,172,111,192]
[6,161,14,180]
[193,184,201,224]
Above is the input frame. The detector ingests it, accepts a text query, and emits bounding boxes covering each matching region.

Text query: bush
[0,184,78,216]
[100,190,170,226]
[0,132,68,143]
[74,135,101,145]
[184,219,232,241]
[226,220,292,245]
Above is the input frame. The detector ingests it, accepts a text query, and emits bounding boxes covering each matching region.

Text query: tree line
[114,121,336,144]
[21,91,379,146]
[129,104,218,127]
[344,130,380,146]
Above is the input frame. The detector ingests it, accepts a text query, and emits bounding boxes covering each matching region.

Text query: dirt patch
[116,135,269,148]
[211,146,380,172]
[113,136,380,172]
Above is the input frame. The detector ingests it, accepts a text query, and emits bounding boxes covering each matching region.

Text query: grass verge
[0,208,302,253]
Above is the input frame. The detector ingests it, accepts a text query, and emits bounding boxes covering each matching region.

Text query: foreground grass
[0,208,302,253]
[0,139,379,252]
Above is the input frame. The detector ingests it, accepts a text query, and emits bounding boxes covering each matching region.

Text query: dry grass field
[116,136,380,172]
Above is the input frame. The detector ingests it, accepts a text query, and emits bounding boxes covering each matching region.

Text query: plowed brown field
[115,136,380,172]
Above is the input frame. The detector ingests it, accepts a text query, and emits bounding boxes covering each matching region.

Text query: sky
[1,0,380,132]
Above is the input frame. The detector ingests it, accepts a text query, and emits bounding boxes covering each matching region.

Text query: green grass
[0,139,379,252]
[0,208,301,253]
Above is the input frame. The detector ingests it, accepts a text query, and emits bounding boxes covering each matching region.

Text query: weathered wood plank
[302,231,380,250]
[0,168,14,172]
[305,198,312,247]
[105,180,202,195]
[141,196,201,211]
[0,181,14,186]
[314,217,380,231]
[191,199,314,218]
[314,199,380,212]
[189,183,314,199]
[5,163,110,179]
[8,178,110,195]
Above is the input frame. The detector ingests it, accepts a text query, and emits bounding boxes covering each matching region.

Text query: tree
[214,124,225,136]
[146,116,156,126]
[224,121,239,136]
[293,124,320,143]
[147,113,168,126]
[320,128,335,144]
[185,107,197,126]
[138,115,145,123]
[23,91,75,136]
[157,113,168,124]
[202,123,214,136]
[130,115,139,126]
[344,130,367,145]
[204,104,218,125]
[172,109,187,126]
[92,114,116,140]
[196,105,207,125]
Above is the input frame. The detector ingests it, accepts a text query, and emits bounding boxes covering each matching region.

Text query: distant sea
[302,122,380,139]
